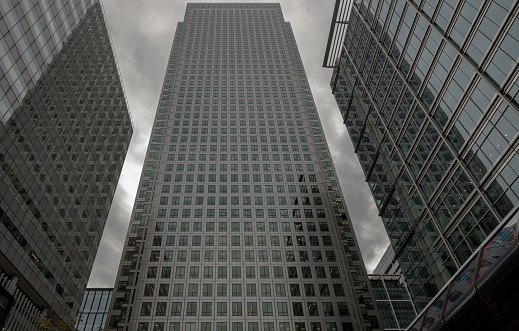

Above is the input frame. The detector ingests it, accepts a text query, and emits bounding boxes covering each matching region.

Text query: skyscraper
[325,0,519,311]
[0,0,132,329]
[108,3,381,331]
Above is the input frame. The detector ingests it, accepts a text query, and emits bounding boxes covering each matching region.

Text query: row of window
[142,266,341,280]
[155,196,324,207]
[168,119,303,126]
[141,283,347,298]
[140,301,348,317]
[163,145,311,154]
[146,235,334,249]
[150,169,317,179]
[171,111,301,119]
[153,208,327,219]
[150,221,330,232]
[178,71,292,77]
[151,160,316,170]
[136,321,343,331]
[145,249,337,263]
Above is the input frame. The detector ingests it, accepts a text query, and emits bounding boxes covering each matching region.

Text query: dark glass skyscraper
[108,3,381,331]
[326,0,519,312]
[0,0,132,329]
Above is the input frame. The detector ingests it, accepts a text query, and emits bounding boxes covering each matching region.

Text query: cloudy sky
[87,0,390,288]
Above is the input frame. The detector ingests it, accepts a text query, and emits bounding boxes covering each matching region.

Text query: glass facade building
[76,288,113,331]
[0,0,132,329]
[107,3,381,331]
[369,275,416,330]
[327,0,519,312]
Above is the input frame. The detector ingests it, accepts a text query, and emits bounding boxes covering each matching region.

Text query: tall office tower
[0,0,132,329]
[325,0,519,312]
[108,3,381,331]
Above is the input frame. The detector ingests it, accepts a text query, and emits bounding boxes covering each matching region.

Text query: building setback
[368,274,416,331]
[76,288,113,331]
[107,3,381,331]
[0,0,132,329]
[326,0,519,312]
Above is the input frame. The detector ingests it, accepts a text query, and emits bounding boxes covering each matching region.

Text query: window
[232,302,243,316]
[260,266,270,278]
[308,302,319,316]
[217,302,227,316]
[218,266,227,278]
[292,302,304,316]
[158,284,169,296]
[323,303,334,316]
[188,284,198,296]
[262,302,273,316]
[140,302,151,316]
[247,302,258,316]
[203,284,213,296]
[173,284,183,296]
[146,267,157,278]
[218,284,227,296]
[144,284,154,296]
[171,302,182,316]
[186,302,197,316]
[232,284,242,296]
[246,267,256,278]
[202,302,212,316]
[156,302,166,316]
[161,267,171,279]
[276,284,286,297]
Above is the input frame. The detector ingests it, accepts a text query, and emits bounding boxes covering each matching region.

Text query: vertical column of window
[486,16,519,87]
[421,0,440,19]
[374,61,395,109]
[366,51,387,100]
[465,0,514,66]
[408,122,439,179]
[463,101,519,182]
[418,141,455,201]
[447,198,499,265]
[380,75,404,128]
[381,0,405,52]
[353,25,370,67]
[432,58,474,130]
[485,153,519,218]
[373,0,392,38]
[401,15,427,77]
[421,42,456,109]
[411,28,442,94]
[344,7,359,52]
[431,166,474,230]
[434,0,458,32]
[391,3,415,63]
[449,0,484,48]
[388,89,414,149]
[365,0,380,27]
[446,78,496,152]
[359,38,378,83]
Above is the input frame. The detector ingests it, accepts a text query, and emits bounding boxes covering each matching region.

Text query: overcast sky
[87,0,390,288]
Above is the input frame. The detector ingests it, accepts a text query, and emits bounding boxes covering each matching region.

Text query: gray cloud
[88,0,389,288]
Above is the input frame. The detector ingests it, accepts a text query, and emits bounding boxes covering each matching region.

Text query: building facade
[0,0,132,329]
[107,3,381,331]
[76,288,113,331]
[369,274,416,330]
[326,0,519,311]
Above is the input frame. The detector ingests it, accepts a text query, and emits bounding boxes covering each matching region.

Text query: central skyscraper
[107,4,381,331]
